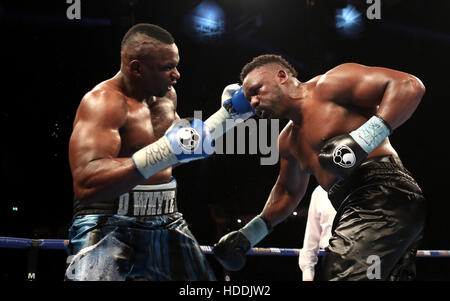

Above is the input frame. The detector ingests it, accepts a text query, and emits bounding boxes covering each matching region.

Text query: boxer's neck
[115,71,152,103]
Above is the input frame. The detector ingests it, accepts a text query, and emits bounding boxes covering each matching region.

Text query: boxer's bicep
[261,155,309,226]
[274,123,308,199]
[317,63,425,129]
[70,121,121,168]
[69,91,128,177]
[277,155,307,198]
[261,130,309,226]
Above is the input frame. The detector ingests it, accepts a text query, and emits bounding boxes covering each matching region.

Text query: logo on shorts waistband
[117,190,177,216]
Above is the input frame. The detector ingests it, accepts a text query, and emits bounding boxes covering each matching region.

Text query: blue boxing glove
[318,115,393,179]
[165,118,214,162]
[132,118,213,179]
[221,84,255,120]
[205,84,255,137]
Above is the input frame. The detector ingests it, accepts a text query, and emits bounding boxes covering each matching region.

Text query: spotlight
[335,4,364,38]
[185,1,226,43]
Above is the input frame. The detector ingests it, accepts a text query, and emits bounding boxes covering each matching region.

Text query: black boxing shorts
[318,155,426,281]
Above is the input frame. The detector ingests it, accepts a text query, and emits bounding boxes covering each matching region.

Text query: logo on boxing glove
[176,127,201,152]
[332,145,356,168]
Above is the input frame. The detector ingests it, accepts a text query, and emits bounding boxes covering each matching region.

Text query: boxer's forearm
[72,157,152,203]
[260,183,304,227]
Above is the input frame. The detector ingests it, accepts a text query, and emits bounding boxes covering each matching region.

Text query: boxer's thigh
[319,183,425,281]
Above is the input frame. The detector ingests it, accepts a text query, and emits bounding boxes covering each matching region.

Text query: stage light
[335,4,364,38]
[185,1,226,42]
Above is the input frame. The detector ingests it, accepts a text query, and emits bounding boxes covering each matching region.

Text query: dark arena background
[0,0,449,283]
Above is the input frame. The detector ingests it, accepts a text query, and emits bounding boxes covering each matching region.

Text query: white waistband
[131,179,177,191]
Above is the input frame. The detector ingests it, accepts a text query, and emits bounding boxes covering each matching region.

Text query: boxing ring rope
[1,236,450,257]
[199,245,450,257]
[1,235,449,280]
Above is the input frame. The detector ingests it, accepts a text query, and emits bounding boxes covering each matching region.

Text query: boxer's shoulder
[78,82,128,125]
[83,79,127,105]
[312,63,371,104]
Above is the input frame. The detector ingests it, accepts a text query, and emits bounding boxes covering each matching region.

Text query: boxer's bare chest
[286,98,368,188]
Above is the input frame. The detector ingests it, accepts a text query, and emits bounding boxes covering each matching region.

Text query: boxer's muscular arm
[317,63,426,130]
[213,125,308,270]
[69,90,143,203]
[260,124,310,227]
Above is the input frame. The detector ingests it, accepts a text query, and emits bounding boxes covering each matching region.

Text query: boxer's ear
[277,70,288,84]
[130,60,143,77]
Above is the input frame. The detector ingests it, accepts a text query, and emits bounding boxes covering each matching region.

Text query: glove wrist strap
[240,215,270,247]
[132,136,178,179]
[349,115,391,154]
[204,106,231,139]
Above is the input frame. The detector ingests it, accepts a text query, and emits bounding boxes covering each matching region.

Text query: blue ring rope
[0,236,449,257]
